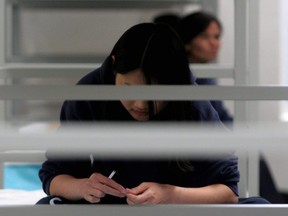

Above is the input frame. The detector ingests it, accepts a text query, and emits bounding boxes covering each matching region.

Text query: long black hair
[109,23,195,120]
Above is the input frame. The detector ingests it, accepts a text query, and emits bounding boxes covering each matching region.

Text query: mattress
[0,189,46,206]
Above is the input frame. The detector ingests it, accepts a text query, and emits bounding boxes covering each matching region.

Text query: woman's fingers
[126,193,150,205]
[84,194,102,203]
[98,182,126,197]
[89,173,126,198]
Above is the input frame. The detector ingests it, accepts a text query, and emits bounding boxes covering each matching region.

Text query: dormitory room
[1,0,288,215]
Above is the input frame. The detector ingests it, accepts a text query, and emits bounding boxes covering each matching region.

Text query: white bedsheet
[0,189,46,206]
[0,122,57,206]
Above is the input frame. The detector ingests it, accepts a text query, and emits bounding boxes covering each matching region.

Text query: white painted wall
[264,0,288,193]
[257,0,282,122]
[218,0,234,65]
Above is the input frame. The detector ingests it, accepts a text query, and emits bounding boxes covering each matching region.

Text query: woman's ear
[111,55,115,63]
[111,55,117,76]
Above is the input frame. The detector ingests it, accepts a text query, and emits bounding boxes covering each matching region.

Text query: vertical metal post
[234,0,250,199]
[0,0,5,189]
[247,0,261,121]
[0,1,4,67]
[0,1,6,122]
[3,0,14,124]
[234,0,260,197]
[247,0,261,197]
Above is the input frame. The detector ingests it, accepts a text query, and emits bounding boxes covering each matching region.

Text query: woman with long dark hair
[36,23,265,205]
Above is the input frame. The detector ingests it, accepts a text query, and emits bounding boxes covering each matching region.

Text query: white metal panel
[0,1,7,129]
[0,85,287,100]
[1,205,288,216]
[1,122,288,154]
[0,1,4,65]
[0,64,234,79]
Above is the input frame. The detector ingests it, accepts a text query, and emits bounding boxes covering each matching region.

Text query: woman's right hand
[80,172,126,203]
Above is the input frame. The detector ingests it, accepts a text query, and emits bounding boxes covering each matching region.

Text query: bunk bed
[0,0,287,214]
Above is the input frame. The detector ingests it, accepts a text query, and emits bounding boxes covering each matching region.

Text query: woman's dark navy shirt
[39,58,240,204]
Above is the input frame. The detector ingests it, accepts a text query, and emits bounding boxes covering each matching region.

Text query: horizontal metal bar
[0,64,99,78]
[0,204,288,216]
[0,64,234,79]
[0,85,287,100]
[0,151,45,163]
[0,123,288,156]
[191,64,234,79]
[7,0,194,9]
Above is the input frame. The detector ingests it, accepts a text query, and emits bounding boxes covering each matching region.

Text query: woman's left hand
[126,182,175,205]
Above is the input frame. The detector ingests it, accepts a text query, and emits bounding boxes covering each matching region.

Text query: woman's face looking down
[115,69,168,121]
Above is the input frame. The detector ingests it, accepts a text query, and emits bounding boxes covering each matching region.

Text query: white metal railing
[1,122,288,154]
[0,121,288,196]
[0,85,286,100]
[0,204,287,216]
[0,123,288,212]
[0,64,234,79]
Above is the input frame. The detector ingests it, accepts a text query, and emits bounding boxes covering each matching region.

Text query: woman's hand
[79,173,126,203]
[126,182,175,205]
[125,182,238,205]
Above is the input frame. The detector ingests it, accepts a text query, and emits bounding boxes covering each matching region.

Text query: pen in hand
[108,170,126,197]
[108,170,116,179]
